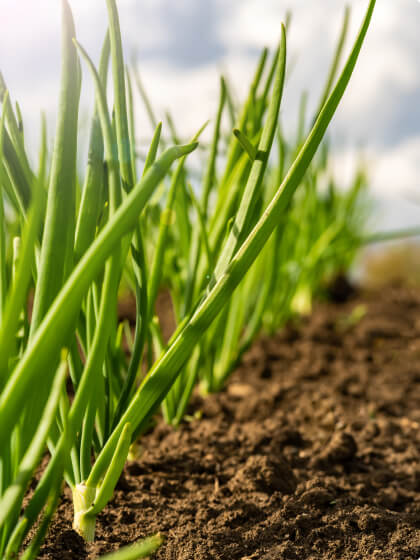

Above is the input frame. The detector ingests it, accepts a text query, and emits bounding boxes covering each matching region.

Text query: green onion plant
[0,0,376,554]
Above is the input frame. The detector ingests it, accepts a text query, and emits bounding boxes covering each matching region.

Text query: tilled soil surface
[39,285,420,559]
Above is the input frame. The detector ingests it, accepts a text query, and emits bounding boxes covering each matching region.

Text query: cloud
[373,136,420,197]
[1,0,420,229]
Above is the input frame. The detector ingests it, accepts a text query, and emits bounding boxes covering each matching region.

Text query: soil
[39,284,420,559]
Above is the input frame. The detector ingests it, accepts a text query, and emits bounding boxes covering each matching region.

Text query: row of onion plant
[0,0,376,556]
[138,6,370,417]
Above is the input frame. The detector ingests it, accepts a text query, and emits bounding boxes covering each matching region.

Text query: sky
[1,0,420,231]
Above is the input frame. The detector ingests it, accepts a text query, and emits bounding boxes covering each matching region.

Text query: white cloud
[373,136,420,196]
[328,133,420,200]
[1,0,420,231]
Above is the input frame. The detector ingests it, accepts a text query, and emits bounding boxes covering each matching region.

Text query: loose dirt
[39,284,420,559]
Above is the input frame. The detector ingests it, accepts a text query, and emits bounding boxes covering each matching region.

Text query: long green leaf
[74,32,111,261]
[0,92,8,317]
[0,180,43,389]
[0,354,67,528]
[30,0,81,334]
[106,0,134,190]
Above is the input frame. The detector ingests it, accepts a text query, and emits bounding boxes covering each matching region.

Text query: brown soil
[39,285,420,559]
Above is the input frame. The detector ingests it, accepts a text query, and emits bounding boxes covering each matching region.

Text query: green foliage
[0,0,377,555]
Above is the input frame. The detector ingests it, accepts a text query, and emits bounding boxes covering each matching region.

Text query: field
[35,284,420,559]
[1,0,419,559]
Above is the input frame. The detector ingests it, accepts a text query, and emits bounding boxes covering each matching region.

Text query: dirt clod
[228,454,296,494]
